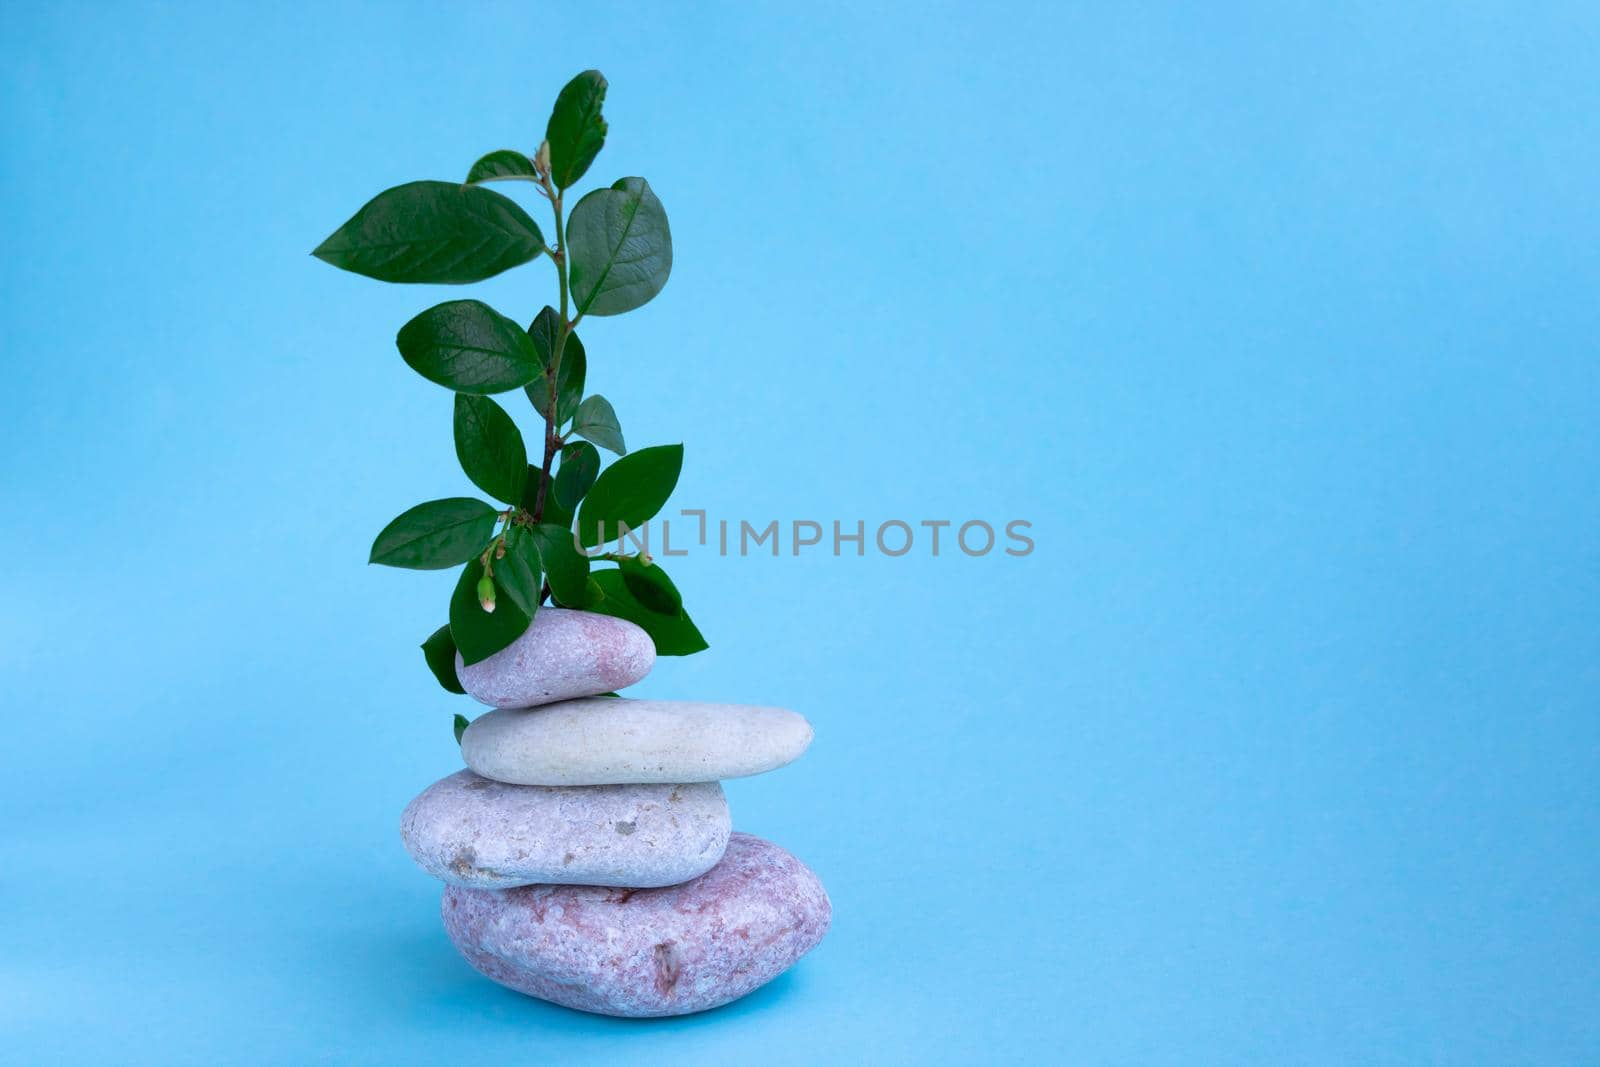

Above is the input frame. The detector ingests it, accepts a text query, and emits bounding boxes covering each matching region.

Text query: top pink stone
[455,608,655,709]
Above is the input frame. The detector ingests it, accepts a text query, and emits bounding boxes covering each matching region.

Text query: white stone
[456,608,654,709]
[460,698,814,786]
[400,770,730,888]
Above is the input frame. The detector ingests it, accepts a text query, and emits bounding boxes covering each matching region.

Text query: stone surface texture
[441,833,830,1017]
[460,698,814,785]
[456,608,654,709]
[400,771,729,889]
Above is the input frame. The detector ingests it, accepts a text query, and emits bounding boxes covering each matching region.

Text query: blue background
[3,3,1597,1063]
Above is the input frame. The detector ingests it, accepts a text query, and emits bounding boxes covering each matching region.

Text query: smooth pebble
[456,608,654,709]
[460,698,813,785]
[400,770,729,889]
[442,833,830,1016]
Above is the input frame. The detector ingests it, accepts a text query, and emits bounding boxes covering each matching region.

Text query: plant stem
[528,174,578,605]
[531,185,569,528]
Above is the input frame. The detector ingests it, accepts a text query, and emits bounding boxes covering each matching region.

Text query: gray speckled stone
[461,698,814,786]
[456,608,654,709]
[442,832,830,1017]
[400,770,729,889]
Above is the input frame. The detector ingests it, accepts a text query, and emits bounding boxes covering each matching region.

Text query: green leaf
[530,522,591,607]
[618,555,683,615]
[454,713,470,743]
[576,443,683,547]
[571,395,626,454]
[370,498,498,569]
[422,625,467,694]
[542,486,573,529]
[466,149,538,184]
[496,531,544,617]
[554,441,600,510]
[398,300,543,394]
[522,307,559,417]
[522,308,586,424]
[450,558,531,665]
[556,334,586,424]
[545,70,608,189]
[453,394,528,504]
[567,178,672,317]
[313,180,545,283]
[585,569,707,656]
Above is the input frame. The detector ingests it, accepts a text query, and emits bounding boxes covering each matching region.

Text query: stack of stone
[400,608,830,1017]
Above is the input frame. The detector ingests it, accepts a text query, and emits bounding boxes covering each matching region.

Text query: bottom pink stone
[441,832,830,1017]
